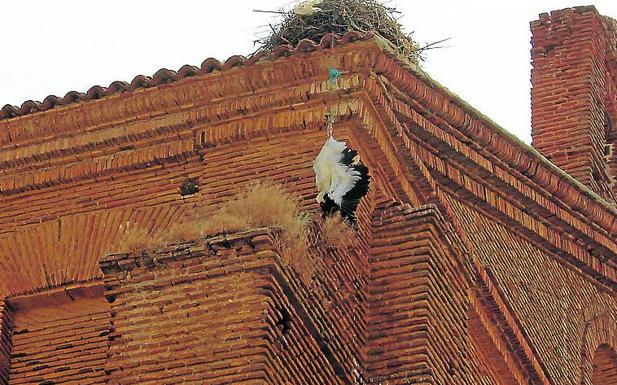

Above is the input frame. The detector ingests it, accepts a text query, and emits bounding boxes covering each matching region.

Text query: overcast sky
[2,1,617,143]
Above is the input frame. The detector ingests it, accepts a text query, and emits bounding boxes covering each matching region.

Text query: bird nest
[256,0,424,64]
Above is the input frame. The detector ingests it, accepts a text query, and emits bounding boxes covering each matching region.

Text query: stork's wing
[338,163,370,221]
[314,137,370,214]
[328,164,361,205]
[314,136,371,222]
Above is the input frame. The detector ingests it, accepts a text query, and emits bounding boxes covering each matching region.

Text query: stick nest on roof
[257,0,423,64]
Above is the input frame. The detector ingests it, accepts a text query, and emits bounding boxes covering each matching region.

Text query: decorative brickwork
[371,53,617,289]
[0,7,616,384]
[100,229,357,384]
[366,201,473,384]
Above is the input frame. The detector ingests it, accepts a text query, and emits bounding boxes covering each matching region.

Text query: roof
[1,30,615,236]
[0,32,373,121]
[0,30,615,283]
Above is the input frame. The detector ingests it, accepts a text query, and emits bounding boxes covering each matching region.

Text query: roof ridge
[0,31,373,121]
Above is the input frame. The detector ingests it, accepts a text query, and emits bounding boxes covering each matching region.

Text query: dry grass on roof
[175,181,311,267]
[109,180,360,284]
[319,215,355,248]
[108,181,314,282]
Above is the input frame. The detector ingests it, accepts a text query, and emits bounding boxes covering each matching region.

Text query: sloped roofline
[0,32,373,120]
[0,29,610,213]
[368,34,617,232]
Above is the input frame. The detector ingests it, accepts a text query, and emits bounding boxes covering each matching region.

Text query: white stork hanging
[313,110,370,223]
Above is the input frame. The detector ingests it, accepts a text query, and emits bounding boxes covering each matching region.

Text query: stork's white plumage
[313,136,370,222]
[293,0,323,16]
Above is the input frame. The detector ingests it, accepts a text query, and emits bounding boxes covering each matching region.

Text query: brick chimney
[531,6,617,201]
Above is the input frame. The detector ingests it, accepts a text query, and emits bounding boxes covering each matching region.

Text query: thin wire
[326,66,341,139]
[326,112,335,138]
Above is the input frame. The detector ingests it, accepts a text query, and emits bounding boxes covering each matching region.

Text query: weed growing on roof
[186,181,312,274]
[320,214,355,248]
[109,181,317,283]
[110,223,164,254]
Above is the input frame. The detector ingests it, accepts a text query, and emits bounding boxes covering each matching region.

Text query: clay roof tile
[0,31,373,121]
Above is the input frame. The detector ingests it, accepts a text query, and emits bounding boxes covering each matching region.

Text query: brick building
[0,5,616,385]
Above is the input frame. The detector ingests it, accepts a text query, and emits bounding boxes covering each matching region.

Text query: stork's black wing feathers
[320,195,340,217]
[340,147,358,166]
[348,164,369,197]
[321,162,370,223]
[338,163,370,222]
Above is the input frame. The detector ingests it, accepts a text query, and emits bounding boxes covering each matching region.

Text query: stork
[313,131,370,223]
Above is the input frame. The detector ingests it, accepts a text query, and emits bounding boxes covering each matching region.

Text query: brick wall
[591,345,617,384]
[101,229,347,384]
[0,123,405,299]
[7,290,110,385]
[0,301,13,385]
[445,193,617,385]
[365,199,511,385]
[531,6,617,199]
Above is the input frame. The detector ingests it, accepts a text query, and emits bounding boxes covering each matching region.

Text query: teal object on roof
[328,67,341,86]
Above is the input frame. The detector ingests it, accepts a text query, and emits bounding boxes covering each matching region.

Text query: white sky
[2,1,617,143]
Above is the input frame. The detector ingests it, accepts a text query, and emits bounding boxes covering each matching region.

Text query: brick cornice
[372,50,617,236]
[0,41,378,194]
[0,39,380,148]
[366,52,617,288]
[3,37,617,288]
[0,96,362,194]
[387,93,617,288]
[0,32,375,123]
[100,227,278,276]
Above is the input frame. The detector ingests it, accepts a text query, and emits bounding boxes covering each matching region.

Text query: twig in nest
[253,0,427,64]
[253,9,287,14]
[417,37,451,51]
